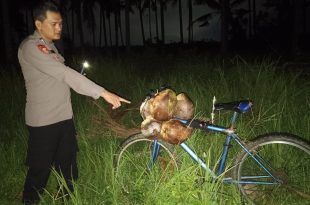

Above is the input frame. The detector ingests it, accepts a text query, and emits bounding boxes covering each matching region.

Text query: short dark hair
[33,1,60,22]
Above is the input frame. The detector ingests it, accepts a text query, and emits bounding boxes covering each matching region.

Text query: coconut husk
[149,89,177,121]
[174,93,194,120]
[92,100,140,138]
[140,97,153,120]
[160,119,193,144]
[141,118,161,137]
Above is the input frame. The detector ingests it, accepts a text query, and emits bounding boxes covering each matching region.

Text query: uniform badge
[37,44,50,54]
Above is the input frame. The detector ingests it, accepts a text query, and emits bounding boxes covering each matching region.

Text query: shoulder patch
[37,44,50,54]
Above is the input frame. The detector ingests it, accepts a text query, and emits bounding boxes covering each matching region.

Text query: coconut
[160,119,192,144]
[174,93,194,120]
[140,97,153,120]
[141,118,162,137]
[149,89,177,121]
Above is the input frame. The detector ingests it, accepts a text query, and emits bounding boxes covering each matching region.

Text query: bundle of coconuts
[140,88,194,144]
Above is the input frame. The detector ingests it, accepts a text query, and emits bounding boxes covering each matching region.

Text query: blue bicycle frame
[148,109,282,186]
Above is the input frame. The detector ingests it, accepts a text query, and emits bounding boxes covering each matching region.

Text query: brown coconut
[174,93,194,120]
[160,119,192,144]
[149,89,177,121]
[141,118,162,137]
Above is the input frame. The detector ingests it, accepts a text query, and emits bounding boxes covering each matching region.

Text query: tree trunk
[154,0,159,43]
[118,11,124,46]
[108,12,112,47]
[114,12,119,47]
[178,0,183,43]
[160,0,165,44]
[149,1,152,43]
[103,10,108,47]
[92,14,96,47]
[221,0,229,54]
[139,6,146,45]
[188,0,193,43]
[77,4,84,46]
[0,0,13,62]
[125,0,131,50]
[99,6,102,47]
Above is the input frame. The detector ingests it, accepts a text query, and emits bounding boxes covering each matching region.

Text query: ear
[35,20,42,30]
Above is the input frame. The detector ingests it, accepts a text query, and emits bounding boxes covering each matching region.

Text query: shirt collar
[33,31,53,46]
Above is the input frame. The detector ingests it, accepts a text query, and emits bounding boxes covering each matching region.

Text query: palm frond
[231,0,246,8]
[192,13,213,27]
[199,21,210,27]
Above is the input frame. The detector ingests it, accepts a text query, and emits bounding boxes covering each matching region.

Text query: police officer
[18,1,130,204]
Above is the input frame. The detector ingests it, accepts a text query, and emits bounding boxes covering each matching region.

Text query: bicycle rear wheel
[234,133,310,205]
[114,133,178,194]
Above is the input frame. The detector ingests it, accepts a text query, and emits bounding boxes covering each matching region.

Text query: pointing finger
[120,97,131,104]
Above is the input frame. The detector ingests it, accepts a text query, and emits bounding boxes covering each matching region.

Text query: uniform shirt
[18,31,105,127]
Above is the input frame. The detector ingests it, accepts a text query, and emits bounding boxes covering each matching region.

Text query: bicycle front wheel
[114,133,178,194]
[234,133,310,205]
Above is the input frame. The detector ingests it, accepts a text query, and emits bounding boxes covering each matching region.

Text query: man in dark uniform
[18,1,130,204]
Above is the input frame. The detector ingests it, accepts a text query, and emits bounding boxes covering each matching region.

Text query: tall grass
[0,55,309,204]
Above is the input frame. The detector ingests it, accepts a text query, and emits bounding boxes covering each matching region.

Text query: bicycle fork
[148,140,161,170]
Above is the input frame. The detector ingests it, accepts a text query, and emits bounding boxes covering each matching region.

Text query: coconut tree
[170,0,184,43]
[54,0,71,41]
[188,0,193,43]
[262,0,307,55]
[245,0,256,37]
[109,0,121,47]
[101,0,114,47]
[159,0,168,44]
[16,0,37,35]
[147,0,153,43]
[97,0,110,47]
[82,0,97,46]
[194,0,248,54]
[71,0,84,46]
[107,10,113,47]
[133,0,149,45]
[124,0,131,49]
[151,0,160,43]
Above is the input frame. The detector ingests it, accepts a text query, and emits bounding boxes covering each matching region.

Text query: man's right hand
[101,90,131,109]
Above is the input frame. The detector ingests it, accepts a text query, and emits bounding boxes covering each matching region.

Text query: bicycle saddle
[214,100,253,113]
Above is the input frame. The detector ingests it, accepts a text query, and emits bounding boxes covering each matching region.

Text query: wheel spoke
[234,134,310,204]
[115,134,178,197]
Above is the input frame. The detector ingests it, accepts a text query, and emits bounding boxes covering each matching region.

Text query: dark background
[0,0,310,69]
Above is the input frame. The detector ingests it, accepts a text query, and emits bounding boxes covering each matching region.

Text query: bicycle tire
[114,133,178,194]
[233,132,310,205]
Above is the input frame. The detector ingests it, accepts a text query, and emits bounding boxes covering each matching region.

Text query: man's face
[35,11,62,42]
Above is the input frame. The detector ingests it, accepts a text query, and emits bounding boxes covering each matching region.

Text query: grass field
[0,54,309,204]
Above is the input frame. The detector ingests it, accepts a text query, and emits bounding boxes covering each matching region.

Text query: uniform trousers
[22,119,78,204]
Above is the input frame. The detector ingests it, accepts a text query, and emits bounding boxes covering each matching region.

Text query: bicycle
[114,92,310,204]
